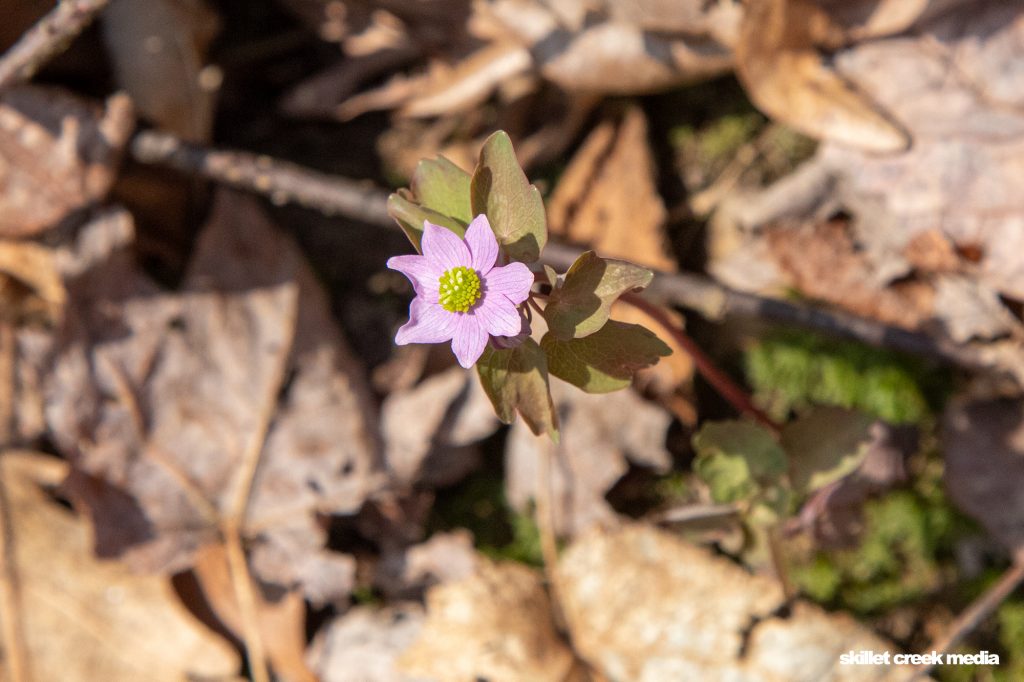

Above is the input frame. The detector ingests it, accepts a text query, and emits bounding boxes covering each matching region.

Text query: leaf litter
[3,0,1024,678]
[47,190,383,606]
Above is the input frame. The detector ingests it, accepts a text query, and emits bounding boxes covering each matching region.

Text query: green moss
[485,510,543,567]
[744,330,950,424]
[791,491,948,614]
[996,600,1024,681]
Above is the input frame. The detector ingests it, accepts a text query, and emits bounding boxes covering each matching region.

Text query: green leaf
[411,156,473,223]
[387,192,466,252]
[781,407,875,494]
[541,251,653,339]
[692,420,787,504]
[541,320,670,393]
[476,338,559,441]
[696,450,758,503]
[470,131,547,263]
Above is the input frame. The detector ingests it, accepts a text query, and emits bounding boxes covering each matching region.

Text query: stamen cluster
[438,265,481,313]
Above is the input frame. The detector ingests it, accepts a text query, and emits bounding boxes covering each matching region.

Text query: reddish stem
[620,292,781,434]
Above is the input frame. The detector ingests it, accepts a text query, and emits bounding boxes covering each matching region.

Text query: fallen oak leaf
[46,191,383,605]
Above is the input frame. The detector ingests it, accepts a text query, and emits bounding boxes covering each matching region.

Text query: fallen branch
[130,130,390,226]
[129,129,1010,377]
[0,0,110,90]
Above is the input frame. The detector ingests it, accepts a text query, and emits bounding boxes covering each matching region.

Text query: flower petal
[422,221,470,271]
[465,214,499,274]
[451,313,489,368]
[483,261,534,304]
[395,298,458,345]
[386,254,441,302]
[474,294,523,337]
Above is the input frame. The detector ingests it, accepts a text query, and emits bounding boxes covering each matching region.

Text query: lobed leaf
[692,420,787,504]
[476,338,558,441]
[411,156,473,224]
[541,320,670,393]
[470,131,547,263]
[781,407,875,494]
[541,251,653,339]
[387,192,466,252]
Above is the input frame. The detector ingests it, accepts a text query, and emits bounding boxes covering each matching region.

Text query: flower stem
[619,293,781,434]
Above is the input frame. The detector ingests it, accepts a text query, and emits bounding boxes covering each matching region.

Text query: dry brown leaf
[943,398,1024,559]
[0,87,134,237]
[102,0,220,141]
[192,543,318,682]
[0,240,65,448]
[558,523,905,681]
[399,42,533,119]
[506,381,672,536]
[0,451,238,681]
[486,0,735,93]
[0,240,64,327]
[318,0,735,122]
[765,219,936,329]
[397,558,575,681]
[381,366,499,488]
[547,107,675,272]
[735,0,909,152]
[46,192,382,604]
[546,107,693,397]
[818,0,971,41]
[309,604,427,682]
[714,0,1024,379]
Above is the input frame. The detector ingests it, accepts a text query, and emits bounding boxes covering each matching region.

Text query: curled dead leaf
[735,0,909,152]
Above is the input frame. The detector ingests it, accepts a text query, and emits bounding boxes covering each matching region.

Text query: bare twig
[220,284,299,682]
[129,129,1010,378]
[0,0,110,90]
[620,292,781,433]
[914,559,1024,678]
[648,502,739,525]
[130,131,390,226]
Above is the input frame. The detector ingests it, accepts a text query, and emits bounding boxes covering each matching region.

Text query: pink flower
[387,215,535,368]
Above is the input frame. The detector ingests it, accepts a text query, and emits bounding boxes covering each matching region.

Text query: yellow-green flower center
[438,266,482,313]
